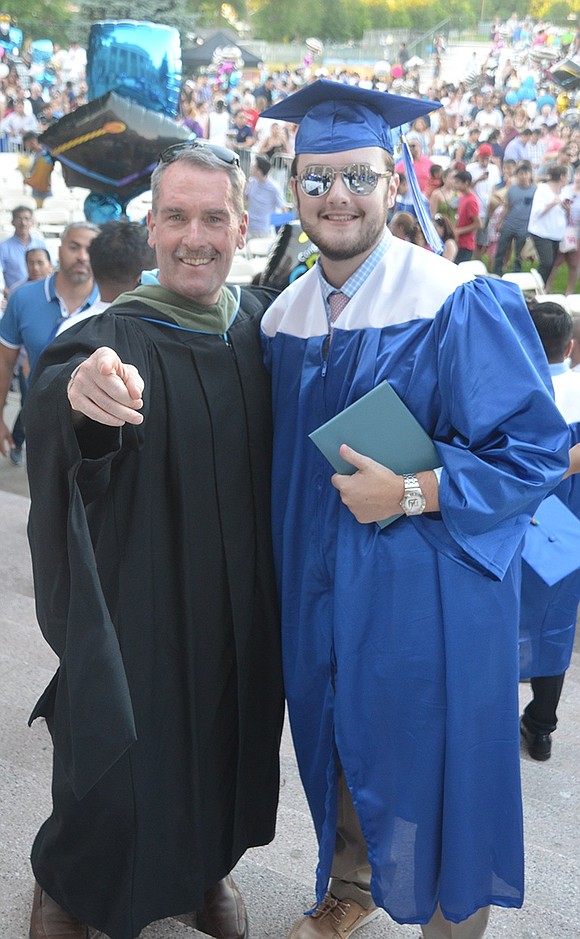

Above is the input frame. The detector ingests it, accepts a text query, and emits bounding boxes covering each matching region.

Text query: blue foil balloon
[87,21,182,116]
[84,192,123,223]
[31,39,54,64]
[536,94,556,110]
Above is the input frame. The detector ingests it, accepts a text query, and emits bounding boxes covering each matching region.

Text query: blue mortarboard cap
[260,79,440,154]
[521,494,580,586]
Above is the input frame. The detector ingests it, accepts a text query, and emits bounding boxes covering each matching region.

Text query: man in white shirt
[474,97,503,141]
[1,100,40,146]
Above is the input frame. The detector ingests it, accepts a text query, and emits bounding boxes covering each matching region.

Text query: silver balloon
[374,60,391,77]
[212,45,244,69]
[305,37,324,57]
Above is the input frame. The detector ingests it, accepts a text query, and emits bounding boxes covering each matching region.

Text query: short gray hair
[61,221,101,242]
[150,146,246,219]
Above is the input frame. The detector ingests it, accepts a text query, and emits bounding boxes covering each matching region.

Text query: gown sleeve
[23,314,152,800]
[410,277,570,580]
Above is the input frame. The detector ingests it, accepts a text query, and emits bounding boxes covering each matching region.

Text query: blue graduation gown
[519,421,580,679]
[261,253,569,926]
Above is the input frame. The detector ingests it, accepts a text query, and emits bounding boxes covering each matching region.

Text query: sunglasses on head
[296,162,392,197]
[158,140,240,167]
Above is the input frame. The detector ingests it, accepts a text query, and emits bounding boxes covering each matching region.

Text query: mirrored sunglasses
[297,163,392,197]
[158,140,240,167]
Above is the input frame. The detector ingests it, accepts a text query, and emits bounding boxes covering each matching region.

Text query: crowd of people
[382,98,579,286]
[0,21,580,939]
[1,23,580,289]
[0,41,86,144]
[176,27,580,289]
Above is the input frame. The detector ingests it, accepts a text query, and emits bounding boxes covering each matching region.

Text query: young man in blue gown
[260,80,570,939]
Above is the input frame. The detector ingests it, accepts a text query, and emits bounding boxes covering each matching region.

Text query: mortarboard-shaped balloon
[39,91,190,212]
[260,78,440,154]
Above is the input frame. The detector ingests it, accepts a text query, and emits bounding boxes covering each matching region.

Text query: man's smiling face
[292,146,397,271]
[148,161,247,305]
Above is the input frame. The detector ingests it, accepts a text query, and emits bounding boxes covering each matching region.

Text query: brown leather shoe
[29,883,88,939]
[196,875,248,939]
[288,894,380,938]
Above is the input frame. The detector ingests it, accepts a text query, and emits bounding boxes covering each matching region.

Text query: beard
[302,214,387,262]
[66,269,92,285]
[295,191,389,262]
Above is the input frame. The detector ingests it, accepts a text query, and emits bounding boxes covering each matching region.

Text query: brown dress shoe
[29,883,88,939]
[196,875,248,939]
[288,894,380,938]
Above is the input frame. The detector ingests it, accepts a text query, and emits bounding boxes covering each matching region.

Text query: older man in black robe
[24,143,283,939]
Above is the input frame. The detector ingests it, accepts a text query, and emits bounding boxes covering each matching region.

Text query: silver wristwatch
[399,473,426,516]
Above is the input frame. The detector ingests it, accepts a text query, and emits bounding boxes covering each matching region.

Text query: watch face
[401,489,426,515]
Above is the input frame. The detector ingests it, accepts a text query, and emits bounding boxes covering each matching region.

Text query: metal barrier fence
[233,146,294,200]
[0,136,24,153]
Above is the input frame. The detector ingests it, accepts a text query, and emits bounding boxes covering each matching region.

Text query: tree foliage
[67,0,198,43]
[5,0,577,54]
[4,0,71,44]
[249,0,479,42]
[529,0,580,23]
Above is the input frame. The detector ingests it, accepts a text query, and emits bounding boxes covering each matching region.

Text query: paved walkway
[0,387,578,937]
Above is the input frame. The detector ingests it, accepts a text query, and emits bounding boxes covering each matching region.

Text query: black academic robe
[24,291,284,939]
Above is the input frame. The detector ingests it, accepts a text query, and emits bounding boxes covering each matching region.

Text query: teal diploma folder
[308,380,440,528]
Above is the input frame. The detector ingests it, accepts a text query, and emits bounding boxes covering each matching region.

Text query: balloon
[0,62,8,79]
[84,192,123,223]
[374,60,391,77]
[548,57,580,91]
[259,222,319,290]
[213,45,244,70]
[31,39,54,64]
[536,94,556,110]
[391,65,404,79]
[0,24,22,56]
[39,90,191,208]
[39,69,57,87]
[505,90,519,106]
[305,37,324,56]
[87,21,182,117]
[556,93,569,113]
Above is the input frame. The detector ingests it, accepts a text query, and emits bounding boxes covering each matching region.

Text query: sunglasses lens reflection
[299,163,389,197]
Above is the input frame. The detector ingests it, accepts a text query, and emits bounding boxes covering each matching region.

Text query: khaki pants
[330,772,490,939]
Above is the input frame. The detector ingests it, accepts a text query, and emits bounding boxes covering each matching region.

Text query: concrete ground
[0,388,578,938]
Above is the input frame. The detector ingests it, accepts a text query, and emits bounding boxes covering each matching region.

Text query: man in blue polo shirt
[0,205,48,291]
[0,221,100,461]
